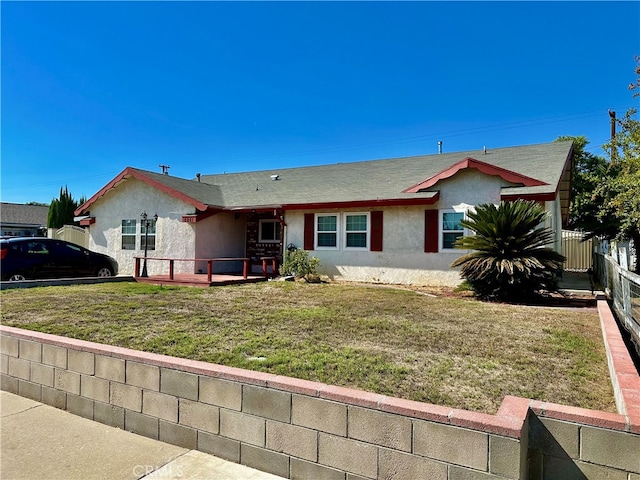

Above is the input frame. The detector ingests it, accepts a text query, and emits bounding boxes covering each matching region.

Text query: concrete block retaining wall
[1,296,639,479]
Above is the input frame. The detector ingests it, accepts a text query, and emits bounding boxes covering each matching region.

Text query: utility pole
[609,110,617,165]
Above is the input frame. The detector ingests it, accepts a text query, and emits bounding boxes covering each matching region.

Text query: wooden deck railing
[134,256,278,282]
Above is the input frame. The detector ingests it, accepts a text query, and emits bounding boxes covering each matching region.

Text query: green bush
[451,200,565,301]
[279,249,320,278]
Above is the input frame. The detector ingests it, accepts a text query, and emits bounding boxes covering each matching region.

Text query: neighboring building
[0,203,49,237]
[75,141,574,286]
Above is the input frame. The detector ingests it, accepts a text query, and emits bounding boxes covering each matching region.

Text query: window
[141,218,157,250]
[345,213,368,249]
[441,211,464,250]
[121,220,136,250]
[259,219,281,243]
[316,214,338,248]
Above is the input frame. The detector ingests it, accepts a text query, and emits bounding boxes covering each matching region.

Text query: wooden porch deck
[133,256,279,287]
[135,273,268,287]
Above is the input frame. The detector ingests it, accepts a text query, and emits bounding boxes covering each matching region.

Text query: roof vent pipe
[438,141,443,154]
[159,164,170,175]
[196,173,201,182]
[483,146,487,155]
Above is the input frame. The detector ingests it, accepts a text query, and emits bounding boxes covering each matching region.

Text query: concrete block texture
[18,340,41,362]
[18,380,41,402]
[159,420,197,449]
[489,435,521,479]
[348,406,412,452]
[580,426,640,473]
[94,401,125,429]
[41,386,66,410]
[1,354,8,375]
[529,416,579,460]
[1,334,19,357]
[67,350,94,375]
[42,344,67,368]
[542,455,629,480]
[414,420,489,471]
[161,368,198,401]
[318,433,378,479]
[198,431,240,463]
[125,410,159,440]
[292,395,347,436]
[241,444,290,479]
[242,385,291,423]
[54,368,80,395]
[80,374,110,403]
[378,447,448,480]
[126,361,159,391]
[219,408,266,447]
[290,458,345,480]
[179,398,219,434]
[199,376,242,410]
[8,356,30,381]
[30,362,54,387]
[95,355,125,383]
[1,374,19,394]
[448,465,509,480]
[110,382,142,412]
[266,420,318,462]
[142,390,178,423]
[67,393,94,420]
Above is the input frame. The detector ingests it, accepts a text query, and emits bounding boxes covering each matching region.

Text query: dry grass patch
[0,281,615,414]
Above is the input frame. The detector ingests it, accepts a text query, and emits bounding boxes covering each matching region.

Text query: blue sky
[2,1,639,205]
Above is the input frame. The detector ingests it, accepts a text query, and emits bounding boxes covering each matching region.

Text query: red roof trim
[74,167,210,215]
[403,157,548,193]
[501,192,556,202]
[79,217,95,226]
[282,194,440,211]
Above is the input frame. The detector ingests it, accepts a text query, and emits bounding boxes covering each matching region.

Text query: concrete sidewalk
[0,391,284,480]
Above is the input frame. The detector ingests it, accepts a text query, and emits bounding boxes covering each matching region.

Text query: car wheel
[96,267,113,277]
[7,273,27,281]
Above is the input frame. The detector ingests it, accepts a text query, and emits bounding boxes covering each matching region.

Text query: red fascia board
[79,217,96,226]
[403,157,548,193]
[74,167,211,215]
[501,192,556,202]
[282,194,440,211]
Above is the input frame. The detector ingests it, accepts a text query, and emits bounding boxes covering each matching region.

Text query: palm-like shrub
[451,200,565,301]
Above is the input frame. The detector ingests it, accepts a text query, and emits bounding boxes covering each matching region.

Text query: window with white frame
[440,210,465,250]
[141,218,157,251]
[316,214,338,249]
[344,213,368,249]
[121,219,136,250]
[259,219,281,243]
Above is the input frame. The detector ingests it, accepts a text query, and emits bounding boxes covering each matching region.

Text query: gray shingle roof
[197,141,573,208]
[79,141,573,214]
[0,203,49,227]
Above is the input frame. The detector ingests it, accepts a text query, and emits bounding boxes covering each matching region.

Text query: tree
[451,200,565,302]
[47,186,85,229]
[600,107,640,272]
[558,136,611,233]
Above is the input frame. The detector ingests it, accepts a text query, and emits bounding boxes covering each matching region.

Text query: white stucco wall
[194,213,247,273]
[284,170,558,287]
[86,179,197,276]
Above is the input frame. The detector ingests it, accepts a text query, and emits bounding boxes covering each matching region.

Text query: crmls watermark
[132,463,185,477]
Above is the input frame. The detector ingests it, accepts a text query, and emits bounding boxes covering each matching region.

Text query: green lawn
[0,281,616,414]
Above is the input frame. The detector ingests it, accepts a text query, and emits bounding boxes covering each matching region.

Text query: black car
[0,238,118,281]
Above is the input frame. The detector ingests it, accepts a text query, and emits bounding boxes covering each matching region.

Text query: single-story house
[74,141,574,286]
[0,202,49,237]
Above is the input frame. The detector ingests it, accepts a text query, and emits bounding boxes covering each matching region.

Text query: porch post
[207,260,213,282]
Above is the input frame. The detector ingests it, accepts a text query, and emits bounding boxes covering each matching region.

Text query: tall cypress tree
[47,186,84,229]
